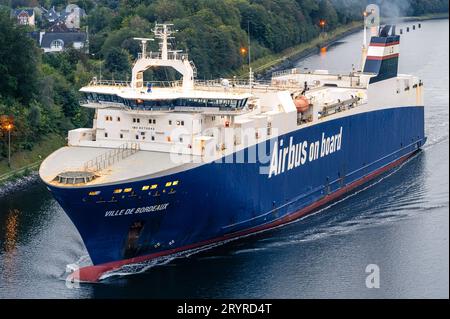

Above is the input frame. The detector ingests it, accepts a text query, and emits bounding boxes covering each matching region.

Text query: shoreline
[248,12,449,79]
[0,133,65,188]
[237,21,363,80]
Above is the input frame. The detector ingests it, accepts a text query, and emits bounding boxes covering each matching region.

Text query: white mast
[153,23,175,60]
[131,24,196,91]
[361,4,380,71]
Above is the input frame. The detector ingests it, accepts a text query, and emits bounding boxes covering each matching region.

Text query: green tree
[0,9,40,103]
[105,47,131,74]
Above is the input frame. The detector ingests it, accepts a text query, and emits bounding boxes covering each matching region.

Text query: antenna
[133,37,154,58]
[152,23,176,60]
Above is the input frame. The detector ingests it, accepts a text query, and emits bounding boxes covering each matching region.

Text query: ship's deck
[40,146,197,187]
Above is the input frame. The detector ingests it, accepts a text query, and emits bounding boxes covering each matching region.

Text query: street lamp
[319,19,327,32]
[5,123,13,168]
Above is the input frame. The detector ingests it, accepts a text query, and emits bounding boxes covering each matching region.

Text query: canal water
[0,19,448,299]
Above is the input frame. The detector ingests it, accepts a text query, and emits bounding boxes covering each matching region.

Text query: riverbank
[237,21,363,79]
[0,134,65,185]
[243,12,449,79]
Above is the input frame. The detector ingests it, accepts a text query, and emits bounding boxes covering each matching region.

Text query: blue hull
[48,106,425,268]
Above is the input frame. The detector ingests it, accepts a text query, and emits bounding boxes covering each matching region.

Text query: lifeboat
[294,95,310,113]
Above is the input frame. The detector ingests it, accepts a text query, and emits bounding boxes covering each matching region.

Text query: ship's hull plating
[49,106,426,281]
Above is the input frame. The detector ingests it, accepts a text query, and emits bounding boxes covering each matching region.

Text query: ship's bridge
[79,80,253,112]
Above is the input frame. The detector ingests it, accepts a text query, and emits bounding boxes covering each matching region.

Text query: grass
[235,21,363,78]
[0,133,66,182]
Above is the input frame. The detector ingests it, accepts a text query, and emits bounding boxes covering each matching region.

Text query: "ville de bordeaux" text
[104,203,170,217]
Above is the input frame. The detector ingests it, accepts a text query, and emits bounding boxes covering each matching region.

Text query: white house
[40,31,87,53]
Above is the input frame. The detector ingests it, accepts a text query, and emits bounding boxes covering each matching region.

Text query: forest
[0,0,448,164]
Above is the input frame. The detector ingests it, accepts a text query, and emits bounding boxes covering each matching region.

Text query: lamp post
[6,123,12,168]
[319,19,326,32]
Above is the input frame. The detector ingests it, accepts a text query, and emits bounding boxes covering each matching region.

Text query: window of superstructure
[104,132,108,138]
[120,133,123,139]
[117,117,121,122]
[169,120,172,125]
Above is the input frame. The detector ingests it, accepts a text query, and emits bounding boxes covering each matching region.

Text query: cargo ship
[40,9,426,282]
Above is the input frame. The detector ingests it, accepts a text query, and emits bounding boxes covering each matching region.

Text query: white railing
[88,79,183,88]
[193,79,303,92]
[89,79,131,86]
[83,142,140,172]
[86,77,306,92]
[137,52,189,61]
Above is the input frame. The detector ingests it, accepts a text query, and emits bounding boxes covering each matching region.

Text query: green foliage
[0,10,40,103]
[105,47,131,74]
[0,7,94,159]
[85,0,370,77]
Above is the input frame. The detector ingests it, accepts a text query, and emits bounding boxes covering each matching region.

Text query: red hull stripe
[71,151,417,283]
[366,53,399,61]
[370,41,400,47]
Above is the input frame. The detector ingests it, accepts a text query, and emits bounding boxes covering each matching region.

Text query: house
[13,8,35,26]
[42,4,86,30]
[61,4,86,29]
[43,6,59,23]
[48,20,71,33]
[39,31,88,53]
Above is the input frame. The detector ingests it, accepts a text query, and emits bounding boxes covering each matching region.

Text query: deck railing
[83,142,140,173]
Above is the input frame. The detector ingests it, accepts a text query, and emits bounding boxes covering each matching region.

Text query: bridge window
[122,98,248,110]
